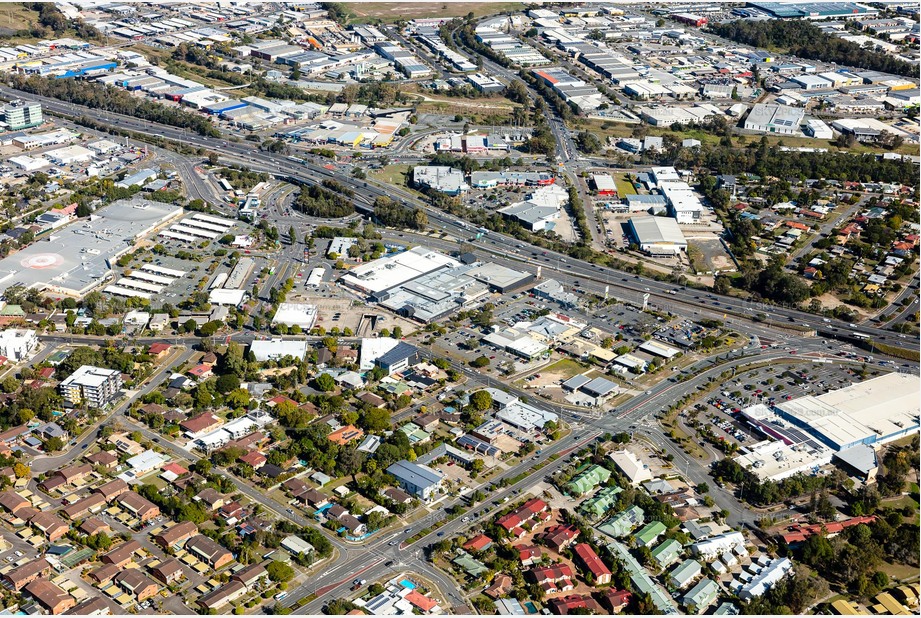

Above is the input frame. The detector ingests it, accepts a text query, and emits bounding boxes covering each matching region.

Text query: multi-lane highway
[3,84,912,354]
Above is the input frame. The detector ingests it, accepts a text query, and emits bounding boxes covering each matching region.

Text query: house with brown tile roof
[484,574,514,599]
[194,487,225,511]
[64,597,111,615]
[113,569,159,602]
[185,535,233,569]
[180,412,222,435]
[116,492,160,522]
[84,451,118,469]
[197,580,246,611]
[153,521,198,549]
[88,564,120,585]
[383,487,412,505]
[60,493,106,520]
[538,524,580,552]
[101,540,142,568]
[78,517,110,537]
[149,558,185,585]
[231,563,268,588]
[29,511,69,541]
[24,578,75,615]
[0,490,29,514]
[2,557,52,590]
[53,463,93,486]
[239,451,266,469]
[94,479,129,502]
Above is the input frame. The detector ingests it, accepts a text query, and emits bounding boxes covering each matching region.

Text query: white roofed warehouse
[627,217,688,255]
[743,103,805,135]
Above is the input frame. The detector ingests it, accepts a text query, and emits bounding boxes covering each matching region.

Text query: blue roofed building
[386,460,444,500]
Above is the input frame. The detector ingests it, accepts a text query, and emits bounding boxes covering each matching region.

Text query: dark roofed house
[383,487,412,505]
[547,594,602,615]
[231,563,267,588]
[78,517,110,537]
[60,493,106,520]
[185,535,233,569]
[539,524,580,552]
[64,597,112,615]
[84,451,118,469]
[29,511,69,541]
[113,569,159,602]
[0,490,29,514]
[194,487,225,511]
[258,463,285,479]
[117,492,160,522]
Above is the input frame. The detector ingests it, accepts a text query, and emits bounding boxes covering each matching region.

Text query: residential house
[485,574,513,599]
[78,517,110,537]
[149,558,185,585]
[197,580,247,611]
[669,559,703,589]
[113,569,159,602]
[117,492,160,522]
[185,535,233,569]
[633,520,666,547]
[84,451,118,469]
[496,498,550,535]
[599,589,632,613]
[539,524,580,551]
[527,564,575,593]
[231,563,267,588]
[462,534,493,552]
[547,594,602,615]
[683,578,719,613]
[61,494,106,520]
[153,521,198,549]
[29,512,69,541]
[3,557,52,590]
[24,579,76,615]
[94,479,129,502]
[101,540,142,568]
[573,543,611,585]
[516,544,544,566]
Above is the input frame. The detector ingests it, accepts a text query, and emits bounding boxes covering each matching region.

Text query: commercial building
[386,460,443,500]
[412,166,468,195]
[271,303,318,330]
[249,339,308,361]
[743,103,805,135]
[627,216,688,255]
[498,184,569,232]
[1,100,42,130]
[59,365,122,408]
[0,198,182,299]
[0,329,37,361]
[773,372,919,451]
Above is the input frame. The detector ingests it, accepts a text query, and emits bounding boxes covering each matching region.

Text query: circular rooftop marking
[21,254,64,269]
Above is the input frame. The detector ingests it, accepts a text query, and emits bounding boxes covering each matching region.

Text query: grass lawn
[347,2,524,23]
[541,358,589,380]
[614,174,637,196]
[369,163,410,187]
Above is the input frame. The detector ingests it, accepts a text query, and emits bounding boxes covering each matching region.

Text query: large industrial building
[340,247,534,323]
[743,103,805,135]
[627,217,688,255]
[736,373,919,481]
[773,372,919,451]
[0,199,182,298]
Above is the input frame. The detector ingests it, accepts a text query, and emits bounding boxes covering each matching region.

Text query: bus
[851,331,870,341]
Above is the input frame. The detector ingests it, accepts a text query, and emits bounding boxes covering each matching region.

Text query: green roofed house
[398,424,431,444]
[634,521,667,547]
[668,559,702,590]
[598,505,644,538]
[683,578,719,614]
[607,541,677,614]
[650,538,683,569]
[566,464,611,496]
[579,485,622,519]
[453,550,488,578]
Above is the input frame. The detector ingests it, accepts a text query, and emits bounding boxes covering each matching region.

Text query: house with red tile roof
[405,591,438,613]
[599,589,632,613]
[516,544,544,566]
[187,364,213,380]
[462,534,493,552]
[180,412,222,436]
[780,515,877,545]
[148,343,171,359]
[547,594,602,615]
[239,451,266,469]
[527,564,574,593]
[539,524,580,551]
[784,220,809,231]
[328,424,364,445]
[573,543,611,585]
[496,498,550,533]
